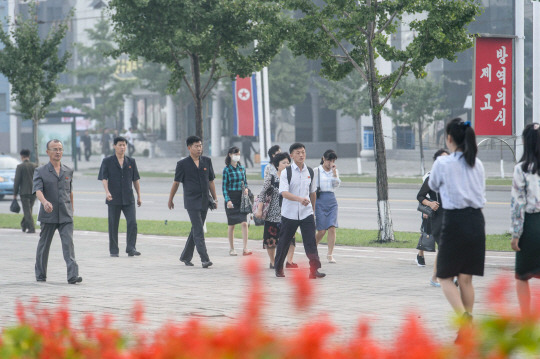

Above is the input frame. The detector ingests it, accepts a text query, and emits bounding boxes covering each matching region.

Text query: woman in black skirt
[428,118,486,328]
[511,123,540,317]
[223,146,252,256]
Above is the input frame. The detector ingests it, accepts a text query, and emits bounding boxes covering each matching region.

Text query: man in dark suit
[98,136,142,257]
[33,139,82,284]
[14,149,37,233]
[81,131,92,161]
[168,135,218,268]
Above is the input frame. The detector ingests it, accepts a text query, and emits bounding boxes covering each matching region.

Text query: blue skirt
[315,192,338,230]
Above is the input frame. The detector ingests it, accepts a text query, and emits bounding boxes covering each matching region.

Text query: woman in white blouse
[428,118,485,341]
[511,123,540,317]
[314,150,341,263]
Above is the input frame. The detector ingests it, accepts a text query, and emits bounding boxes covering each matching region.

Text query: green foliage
[385,76,447,127]
[108,0,288,138]
[0,1,71,164]
[318,71,371,121]
[0,325,42,358]
[64,16,135,127]
[268,45,309,111]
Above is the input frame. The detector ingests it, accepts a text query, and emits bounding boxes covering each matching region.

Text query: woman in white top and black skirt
[511,123,540,317]
[314,150,341,263]
[428,118,486,340]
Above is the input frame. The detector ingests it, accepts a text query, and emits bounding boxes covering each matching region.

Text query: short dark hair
[268,145,280,159]
[289,143,305,154]
[186,135,202,147]
[114,136,127,145]
[320,149,338,164]
[433,149,449,161]
[20,149,30,157]
[225,146,241,166]
[46,139,62,150]
[272,152,291,169]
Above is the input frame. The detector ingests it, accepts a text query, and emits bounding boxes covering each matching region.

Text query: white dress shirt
[428,152,485,210]
[279,162,317,220]
[313,165,341,192]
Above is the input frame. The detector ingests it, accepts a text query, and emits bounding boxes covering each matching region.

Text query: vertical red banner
[232,75,258,136]
[473,37,513,136]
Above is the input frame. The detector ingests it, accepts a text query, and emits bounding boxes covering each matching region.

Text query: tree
[284,0,481,241]
[385,76,448,176]
[108,0,288,140]
[65,16,135,129]
[0,2,71,165]
[317,71,370,164]
[268,45,309,111]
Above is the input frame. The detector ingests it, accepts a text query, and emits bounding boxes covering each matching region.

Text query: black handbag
[416,229,436,252]
[10,199,20,213]
[316,167,321,199]
[208,193,217,211]
[417,203,434,218]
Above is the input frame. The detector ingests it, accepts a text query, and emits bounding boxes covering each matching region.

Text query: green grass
[0,213,512,251]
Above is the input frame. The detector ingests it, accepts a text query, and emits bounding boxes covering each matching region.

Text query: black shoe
[202,261,213,268]
[128,251,141,256]
[68,276,83,284]
[36,278,46,282]
[269,263,275,269]
[110,253,119,257]
[275,270,285,277]
[21,226,26,232]
[309,270,326,279]
[416,255,426,267]
[180,259,194,266]
[286,262,298,268]
[27,229,35,233]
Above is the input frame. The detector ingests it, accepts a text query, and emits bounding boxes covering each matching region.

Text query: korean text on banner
[474,37,513,136]
[232,75,259,137]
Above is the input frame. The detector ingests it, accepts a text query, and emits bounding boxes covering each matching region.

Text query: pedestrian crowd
[10,117,540,343]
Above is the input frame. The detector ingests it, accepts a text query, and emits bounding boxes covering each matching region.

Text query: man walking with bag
[14,149,37,233]
[274,142,325,279]
[33,139,82,284]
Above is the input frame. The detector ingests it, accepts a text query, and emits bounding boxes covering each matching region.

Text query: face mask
[232,155,241,162]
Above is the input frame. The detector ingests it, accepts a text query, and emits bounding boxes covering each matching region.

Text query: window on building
[363,126,374,150]
[396,126,415,149]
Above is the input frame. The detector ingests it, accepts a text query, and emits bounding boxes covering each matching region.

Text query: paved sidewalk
[0,228,518,344]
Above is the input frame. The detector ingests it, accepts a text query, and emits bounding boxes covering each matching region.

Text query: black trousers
[35,222,79,281]
[108,203,138,255]
[274,215,321,273]
[244,154,253,168]
[84,146,91,161]
[76,147,81,161]
[20,194,36,231]
[180,209,210,263]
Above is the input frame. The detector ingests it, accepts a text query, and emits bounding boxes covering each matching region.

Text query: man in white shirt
[275,143,325,279]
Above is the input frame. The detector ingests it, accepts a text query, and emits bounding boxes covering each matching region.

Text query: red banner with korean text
[473,37,513,136]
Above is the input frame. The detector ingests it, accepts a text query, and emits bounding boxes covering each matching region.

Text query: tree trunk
[366,22,394,242]
[191,54,204,139]
[356,116,362,175]
[33,116,39,166]
[418,118,425,176]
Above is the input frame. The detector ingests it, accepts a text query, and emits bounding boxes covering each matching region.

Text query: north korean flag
[232,74,259,136]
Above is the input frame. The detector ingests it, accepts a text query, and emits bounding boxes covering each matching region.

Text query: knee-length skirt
[436,208,486,278]
[315,192,338,231]
[225,190,247,225]
[516,212,540,280]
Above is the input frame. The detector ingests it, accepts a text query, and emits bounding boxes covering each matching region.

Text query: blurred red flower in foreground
[2,259,540,358]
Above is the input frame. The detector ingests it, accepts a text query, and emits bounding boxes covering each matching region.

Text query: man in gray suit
[33,139,82,284]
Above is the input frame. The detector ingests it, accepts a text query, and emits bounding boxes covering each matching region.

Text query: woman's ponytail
[446,118,477,167]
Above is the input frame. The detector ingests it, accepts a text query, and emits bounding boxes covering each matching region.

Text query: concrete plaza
[0,227,518,345]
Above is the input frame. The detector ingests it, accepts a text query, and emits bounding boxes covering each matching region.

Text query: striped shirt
[222,163,248,203]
